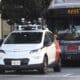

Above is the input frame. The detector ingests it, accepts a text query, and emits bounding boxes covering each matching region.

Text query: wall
[2,20,11,38]
[0,14,11,39]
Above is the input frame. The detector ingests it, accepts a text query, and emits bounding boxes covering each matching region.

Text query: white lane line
[63,74,73,77]
[31,73,78,78]
[31,75,80,78]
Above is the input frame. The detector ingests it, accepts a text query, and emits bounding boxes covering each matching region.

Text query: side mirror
[0,39,3,46]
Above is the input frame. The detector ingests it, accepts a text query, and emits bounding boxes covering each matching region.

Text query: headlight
[30,49,41,54]
[0,50,5,58]
[0,50,5,54]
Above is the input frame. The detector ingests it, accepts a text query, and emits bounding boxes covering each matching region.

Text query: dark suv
[58,26,80,65]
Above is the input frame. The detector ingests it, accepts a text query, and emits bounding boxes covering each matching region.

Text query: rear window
[4,32,42,44]
[58,25,80,40]
[58,32,80,40]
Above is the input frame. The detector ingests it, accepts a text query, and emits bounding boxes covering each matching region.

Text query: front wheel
[38,56,48,74]
[0,70,5,74]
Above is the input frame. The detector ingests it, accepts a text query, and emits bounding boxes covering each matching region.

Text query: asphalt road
[0,67,80,80]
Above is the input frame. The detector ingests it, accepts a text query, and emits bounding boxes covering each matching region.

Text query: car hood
[1,44,43,52]
[0,44,43,59]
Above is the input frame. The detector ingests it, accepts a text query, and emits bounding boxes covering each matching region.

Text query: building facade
[0,14,11,39]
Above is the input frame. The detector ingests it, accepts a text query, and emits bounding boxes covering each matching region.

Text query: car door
[48,32,56,63]
[44,32,56,64]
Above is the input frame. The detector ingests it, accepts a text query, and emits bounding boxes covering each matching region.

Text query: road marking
[63,73,73,77]
[1,74,80,78]
[31,75,80,78]
[30,73,80,78]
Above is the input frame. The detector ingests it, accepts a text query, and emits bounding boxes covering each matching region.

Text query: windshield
[4,32,42,44]
[58,32,80,40]
[55,0,80,3]
[58,25,80,40]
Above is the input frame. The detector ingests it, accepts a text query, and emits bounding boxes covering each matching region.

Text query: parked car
[58,26,80,65]
[0,24,61,73]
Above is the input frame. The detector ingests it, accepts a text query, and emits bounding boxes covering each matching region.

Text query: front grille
[4,59,11,65]
[21,59,29,65]
[4,58,29,65]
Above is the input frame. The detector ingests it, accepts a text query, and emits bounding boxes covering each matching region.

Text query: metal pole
[0,14,2,39]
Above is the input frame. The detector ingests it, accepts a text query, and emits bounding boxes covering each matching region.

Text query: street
[0,67,80,80]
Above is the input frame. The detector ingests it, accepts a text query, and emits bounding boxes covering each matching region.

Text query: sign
[11,60,21,65]
[67,8,80,15]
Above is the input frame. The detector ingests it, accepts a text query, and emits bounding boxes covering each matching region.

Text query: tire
[39,56,48,74]
[0,70,5,74]
[53,58,61,72]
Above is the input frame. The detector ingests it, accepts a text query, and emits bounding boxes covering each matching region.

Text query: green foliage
[1,0,52,24]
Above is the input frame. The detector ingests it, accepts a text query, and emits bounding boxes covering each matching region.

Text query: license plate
[11,60,21,65]
[67,44,78,51]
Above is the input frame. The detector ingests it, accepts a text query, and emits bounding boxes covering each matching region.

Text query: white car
[0,27,61,74]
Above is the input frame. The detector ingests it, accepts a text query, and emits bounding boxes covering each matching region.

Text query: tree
[1,0,52,24]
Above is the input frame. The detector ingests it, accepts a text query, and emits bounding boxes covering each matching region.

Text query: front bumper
[0,58,43,70]
[61,53,80,64]
[0,64,43,70]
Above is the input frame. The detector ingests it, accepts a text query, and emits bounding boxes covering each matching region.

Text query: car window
[55,0,80,3]
[47,32,54,42]
[58,32,80,40]
[4,32,42,44]
[58,25,80,40]
[44,32,54,45]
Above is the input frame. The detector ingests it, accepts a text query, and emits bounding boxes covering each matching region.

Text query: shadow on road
[0,70,47,75]
[62,61,80,68]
